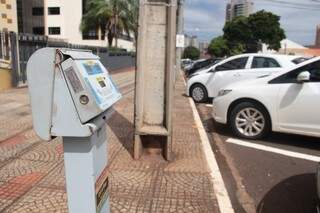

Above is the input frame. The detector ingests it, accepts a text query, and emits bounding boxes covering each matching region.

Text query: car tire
[190,84,208,103]
[229,102,271,139]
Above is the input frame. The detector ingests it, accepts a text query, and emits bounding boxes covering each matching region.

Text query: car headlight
[218,89,232,97]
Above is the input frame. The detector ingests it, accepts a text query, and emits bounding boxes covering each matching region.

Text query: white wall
[44,0,134,50]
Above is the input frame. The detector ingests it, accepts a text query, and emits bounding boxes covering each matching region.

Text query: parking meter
[27,48,121,213]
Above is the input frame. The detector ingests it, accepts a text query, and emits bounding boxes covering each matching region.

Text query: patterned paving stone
[0,172,44,211]
[0,159,58,183]
[153,172,215,200]
[150,197,219,213]
[0,115,33,141]
[4,187,67,213]
[38,163,65,190]
[20,139,63,163]
[109,170,157,198]
[110,196,152,213]
[0,130,41,164]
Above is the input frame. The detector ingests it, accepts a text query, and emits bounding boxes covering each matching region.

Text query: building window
[48,7,60,15]
[49,27,60,35]
[33,27,45,35]
[2,13,7,19]
[32,7,44,16]
[6,4,11,9]
[82,30,99,40]
[0,0,5,4]
[7,18,12,24]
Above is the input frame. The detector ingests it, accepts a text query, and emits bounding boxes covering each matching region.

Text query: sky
[184,0,320,45]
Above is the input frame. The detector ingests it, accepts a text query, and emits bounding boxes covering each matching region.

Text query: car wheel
[190,84,208,103]
[230,102,271,139]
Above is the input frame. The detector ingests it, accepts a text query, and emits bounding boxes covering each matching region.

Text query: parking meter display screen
[83,61,104,75]
[76,60,121,111]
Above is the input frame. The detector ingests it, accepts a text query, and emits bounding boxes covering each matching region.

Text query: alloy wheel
[235,107,265,137]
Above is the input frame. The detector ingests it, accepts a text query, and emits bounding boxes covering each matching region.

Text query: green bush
[183,46,200,60]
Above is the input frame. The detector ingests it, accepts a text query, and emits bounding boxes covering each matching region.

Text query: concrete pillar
[134,0,177,161]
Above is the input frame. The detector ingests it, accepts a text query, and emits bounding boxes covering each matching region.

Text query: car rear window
[292,57,310,64]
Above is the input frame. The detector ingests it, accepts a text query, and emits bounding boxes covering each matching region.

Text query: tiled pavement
[0,70,220,212]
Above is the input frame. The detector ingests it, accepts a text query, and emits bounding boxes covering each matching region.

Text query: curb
[182,76,235,213]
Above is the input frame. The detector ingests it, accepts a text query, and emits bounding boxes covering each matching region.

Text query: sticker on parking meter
[64,67,84,93]
[95,167,109,213]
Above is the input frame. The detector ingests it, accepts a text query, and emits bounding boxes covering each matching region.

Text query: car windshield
[201,59,222,70]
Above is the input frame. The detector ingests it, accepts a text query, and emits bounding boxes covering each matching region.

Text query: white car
[212,56,319,139]
[186,53,306,102]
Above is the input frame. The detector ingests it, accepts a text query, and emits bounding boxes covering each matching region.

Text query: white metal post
[63,124,110,213]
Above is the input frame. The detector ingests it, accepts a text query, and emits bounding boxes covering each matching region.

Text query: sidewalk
[0,71,220,212]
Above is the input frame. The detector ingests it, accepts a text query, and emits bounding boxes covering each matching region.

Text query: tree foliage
[183,46,200,60]
[208,36,230,57]
[80,0,138,48]
[215,10,286,55]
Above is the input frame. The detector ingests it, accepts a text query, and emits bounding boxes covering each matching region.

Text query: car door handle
[233,73,241,77]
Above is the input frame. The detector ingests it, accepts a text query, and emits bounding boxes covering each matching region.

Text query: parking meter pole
[63,123,110,213]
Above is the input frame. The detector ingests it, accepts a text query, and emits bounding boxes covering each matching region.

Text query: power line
[262,0,320,7]
[256,0,320,10]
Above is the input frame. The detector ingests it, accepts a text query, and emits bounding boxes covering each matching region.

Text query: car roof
[272,56,320,77]
[226,53,302,59]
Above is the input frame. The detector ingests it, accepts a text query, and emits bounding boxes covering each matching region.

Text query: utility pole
[176,0,184,73]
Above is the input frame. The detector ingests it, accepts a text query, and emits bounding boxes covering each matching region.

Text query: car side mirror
[297,71,311,83]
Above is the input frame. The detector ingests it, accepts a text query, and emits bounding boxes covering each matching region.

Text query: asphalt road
[196,102,320,213]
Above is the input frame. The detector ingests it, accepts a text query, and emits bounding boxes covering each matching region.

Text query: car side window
[252,57,281,69]
[216,57,249,71]
[270,60,320,83]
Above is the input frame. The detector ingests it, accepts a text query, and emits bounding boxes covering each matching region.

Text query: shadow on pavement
[107,110,134,156]
[257,173,319,213]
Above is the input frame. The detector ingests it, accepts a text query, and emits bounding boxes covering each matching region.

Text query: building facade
[0,0,19,91]
[225,0,254,22]
[0,0,18,32]
[16,0,134,50]
[185,35,199,49]
[16,0,44,34]
[316,25,320,47]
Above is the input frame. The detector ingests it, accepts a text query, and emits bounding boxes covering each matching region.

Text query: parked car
[185,58,222,77]
[181,58,193,69]
[212,56,320,139]
[187,53,306,102]
[184,59,205,71]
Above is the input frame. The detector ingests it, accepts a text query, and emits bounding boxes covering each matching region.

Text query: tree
[122,0,139,43]
[208,36,230,57]
[223,10,286,53]
[248,10,285,51]
[183,46,200,60]
[80,0,138,48]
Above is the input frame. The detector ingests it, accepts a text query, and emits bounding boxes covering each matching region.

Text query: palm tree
[122,0,139,44]
[80,0,138,48]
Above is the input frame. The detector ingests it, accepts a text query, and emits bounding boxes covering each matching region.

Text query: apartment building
[16,0,134,50]
[0,0,18,32]
[226,0,254,22]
